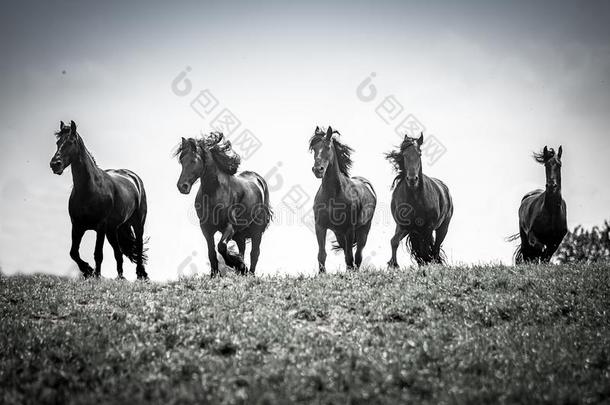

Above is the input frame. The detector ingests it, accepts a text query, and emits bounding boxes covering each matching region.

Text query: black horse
[175,132,272,277]
[50,121,148,279]
[309,126,377,272]
[386,133,453,267]
[510,146,567,263]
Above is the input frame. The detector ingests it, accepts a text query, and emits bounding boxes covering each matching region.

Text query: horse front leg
[70,226,93,278]
[343,231,355,271]
[234,234,248,275]
[387,225,407,269]
[315,224,327,274]
[217,224,246,274]
[94,230,105,277]
[201,230,219,277]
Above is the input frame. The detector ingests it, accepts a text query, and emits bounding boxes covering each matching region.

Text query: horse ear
[60,121,65,130]
[543,146,549,159]
[558,145,563,159]
[315,126,320,133]
[181,137,186,146]
[70,120,77,133]
[326,126,333,140]
[417,132,424,146]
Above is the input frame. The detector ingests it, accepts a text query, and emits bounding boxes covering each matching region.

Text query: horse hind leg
[94,230,105,277]
[106,229,125,279]
[249,232,262,275]
[131,219,148,280]
[132,192,148,280]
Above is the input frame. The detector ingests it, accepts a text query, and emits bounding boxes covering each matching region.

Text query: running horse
[50,121,148,279]
[175,132,272,277]
[510,146,567,263]
[309,126,377,272]
[386,133,453,267]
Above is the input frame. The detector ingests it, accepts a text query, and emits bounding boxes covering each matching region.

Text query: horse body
[513,147,568,263]
[387,134,453,267]
[310,127,376,272]
[177,133,271,277]
[50,121,148,279]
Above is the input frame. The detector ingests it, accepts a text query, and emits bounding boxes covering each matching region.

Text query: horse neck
[199,156,224,195]
[71,138,103,193]
[321,145,346,196]
[543,188,563,212]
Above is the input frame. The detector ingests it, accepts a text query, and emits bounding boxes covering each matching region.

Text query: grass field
[1,264,609,404]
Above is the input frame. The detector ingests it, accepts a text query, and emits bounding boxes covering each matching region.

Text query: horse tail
[117,224,149,265]
[506,233,523,264]
[513,245,524,264]
[406,233,435,264]
[435,247,448,265]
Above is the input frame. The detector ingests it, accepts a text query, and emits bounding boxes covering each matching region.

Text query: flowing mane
[174,132,241,174]
[385,136,419,189]
[308,127,353,177]
[533,148,555,164]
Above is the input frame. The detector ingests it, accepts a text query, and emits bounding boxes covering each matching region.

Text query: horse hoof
[82,265,95,279]
[116,275,125,280]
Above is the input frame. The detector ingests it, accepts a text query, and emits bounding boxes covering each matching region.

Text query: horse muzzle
[178,182,192,194]
[312,166,325,178]
[50,159,64,175]
[406,176,419,188]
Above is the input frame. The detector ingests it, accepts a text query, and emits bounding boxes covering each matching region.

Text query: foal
[50,121,148,279]
[309,126,377,272]
[512,146,567,263]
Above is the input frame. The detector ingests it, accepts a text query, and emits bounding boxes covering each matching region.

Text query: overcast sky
[1,0,609,279]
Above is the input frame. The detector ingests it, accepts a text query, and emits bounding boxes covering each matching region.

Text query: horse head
[176,137,204,194]
[50,120,80,175]
[310,126,336,179]
[401,133,424,188]
[534,145,563,194]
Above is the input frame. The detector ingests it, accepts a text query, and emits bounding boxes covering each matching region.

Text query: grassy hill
[1,264,609,404]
